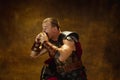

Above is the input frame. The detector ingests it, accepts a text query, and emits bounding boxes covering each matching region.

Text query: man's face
[42,21,54,39]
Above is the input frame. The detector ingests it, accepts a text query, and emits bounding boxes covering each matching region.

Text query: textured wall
[0,0,120,80]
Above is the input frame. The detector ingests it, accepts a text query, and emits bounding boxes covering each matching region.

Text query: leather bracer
[31,42,41,53]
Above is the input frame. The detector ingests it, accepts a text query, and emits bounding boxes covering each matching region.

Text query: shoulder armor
[62,31,79,42]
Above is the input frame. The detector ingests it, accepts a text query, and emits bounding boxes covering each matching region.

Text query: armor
[40,31,87,80]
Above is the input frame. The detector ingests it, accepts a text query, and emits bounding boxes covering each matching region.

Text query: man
[30,17,87,80]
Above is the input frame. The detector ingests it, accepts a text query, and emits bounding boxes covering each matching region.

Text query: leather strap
[57,60,83,73]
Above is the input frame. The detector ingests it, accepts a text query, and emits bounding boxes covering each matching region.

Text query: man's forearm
[30,48,47,58]
[31,41,46,58]
[43,41,58,57]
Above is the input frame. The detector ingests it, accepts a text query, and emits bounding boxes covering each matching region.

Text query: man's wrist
[31,41,41,52]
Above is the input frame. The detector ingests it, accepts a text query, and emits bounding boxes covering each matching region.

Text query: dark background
[0,0,120,80]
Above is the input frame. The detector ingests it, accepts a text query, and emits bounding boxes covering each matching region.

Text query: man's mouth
[44,31,48,37]
[45,33,48,37]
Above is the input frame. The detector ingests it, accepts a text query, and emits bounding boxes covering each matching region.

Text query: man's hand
[35,32,48,44]
[40,32,48,44]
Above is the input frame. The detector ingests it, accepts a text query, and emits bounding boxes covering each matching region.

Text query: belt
[57,60,83,73]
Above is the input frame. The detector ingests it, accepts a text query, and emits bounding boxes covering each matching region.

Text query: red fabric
[47,77,58,80]
[75,42,82,58]
[44,58,53,64]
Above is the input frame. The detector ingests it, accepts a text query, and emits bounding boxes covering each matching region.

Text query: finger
[35,33,42,42]
[43,32,47,37]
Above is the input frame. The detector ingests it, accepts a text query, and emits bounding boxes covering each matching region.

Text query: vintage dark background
[0,0,120,80]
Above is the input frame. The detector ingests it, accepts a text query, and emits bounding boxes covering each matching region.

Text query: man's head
[43,17,60,30]
[42,17,61,40]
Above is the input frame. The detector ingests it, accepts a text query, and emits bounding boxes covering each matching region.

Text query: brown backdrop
[0,0,120,80]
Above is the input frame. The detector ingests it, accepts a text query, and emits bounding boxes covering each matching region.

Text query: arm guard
[31,41,41,53]
[43,41,58,57]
